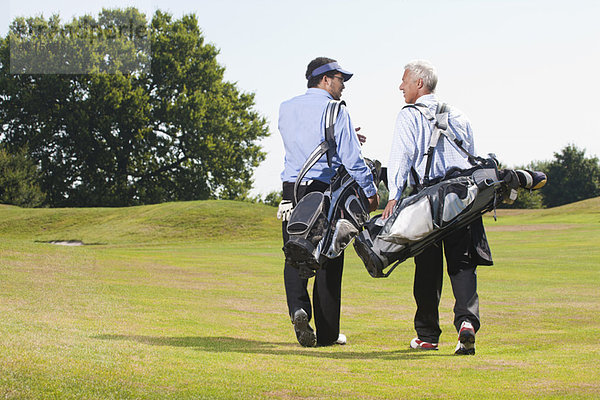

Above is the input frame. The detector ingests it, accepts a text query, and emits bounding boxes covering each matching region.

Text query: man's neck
[413,92,435,103]
[316,83,333,97]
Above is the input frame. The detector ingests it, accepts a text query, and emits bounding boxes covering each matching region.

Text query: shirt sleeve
[388,109,419,201]
[333,107,378,197]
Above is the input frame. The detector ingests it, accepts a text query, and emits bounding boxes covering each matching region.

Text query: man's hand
[367,193,379,213]
[355,127,366,145]
[382,199,397,219]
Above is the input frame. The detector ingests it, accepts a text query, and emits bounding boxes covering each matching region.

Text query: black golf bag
[283,100,381,278]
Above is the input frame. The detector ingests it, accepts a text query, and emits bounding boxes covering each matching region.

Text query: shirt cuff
[362,183,378,198]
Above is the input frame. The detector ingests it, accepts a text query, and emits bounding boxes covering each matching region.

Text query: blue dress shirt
[387,94,477,201]
[278,88,377,197]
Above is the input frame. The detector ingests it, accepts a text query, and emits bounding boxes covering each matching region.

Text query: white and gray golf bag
[283,100,381,278]
[353,158,518,277]
[353,102,522,277]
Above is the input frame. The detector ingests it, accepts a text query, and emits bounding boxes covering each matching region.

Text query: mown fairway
[1,199,599,399]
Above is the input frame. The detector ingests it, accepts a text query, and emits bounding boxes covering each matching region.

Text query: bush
[541,145,600,207]
[0,147,45,207]
[262,190,282,207]
[377,181,389,209]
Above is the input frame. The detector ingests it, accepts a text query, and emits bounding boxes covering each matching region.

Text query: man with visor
[277,57,379,347]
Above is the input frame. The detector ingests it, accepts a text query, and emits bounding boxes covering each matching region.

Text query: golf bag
[353,102,519,278]
[283,100,381,278]
[354,158,514,278]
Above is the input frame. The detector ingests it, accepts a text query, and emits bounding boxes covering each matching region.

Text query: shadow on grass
[93,334,452,360]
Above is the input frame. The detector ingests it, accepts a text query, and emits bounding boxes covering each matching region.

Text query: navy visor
[309,62,353,81]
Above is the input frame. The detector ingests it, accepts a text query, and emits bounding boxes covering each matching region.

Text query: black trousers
[413,224,481,343]
[282,181,343,346]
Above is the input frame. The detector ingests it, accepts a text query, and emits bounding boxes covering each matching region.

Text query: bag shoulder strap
[404,101,483,186]
[324,100,345,166]
[294,99,346,204]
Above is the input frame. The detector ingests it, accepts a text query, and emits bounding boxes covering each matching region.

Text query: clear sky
[3,0,599,196]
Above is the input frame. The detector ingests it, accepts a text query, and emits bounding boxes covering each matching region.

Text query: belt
[282,180,329,202]
[285,180,315,187]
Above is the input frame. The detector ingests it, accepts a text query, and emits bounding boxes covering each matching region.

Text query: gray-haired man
[384,60,491,355]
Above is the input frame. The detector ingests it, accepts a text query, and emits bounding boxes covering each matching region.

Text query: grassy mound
[2,196,597,245]
[487,196,600,225]
[0,200,281,245]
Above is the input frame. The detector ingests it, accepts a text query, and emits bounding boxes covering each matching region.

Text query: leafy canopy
[0,146,45,207]
[541,144,600,208]
[0,8,269,207]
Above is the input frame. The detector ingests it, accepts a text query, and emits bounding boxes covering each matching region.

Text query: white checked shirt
[387,94,477,201]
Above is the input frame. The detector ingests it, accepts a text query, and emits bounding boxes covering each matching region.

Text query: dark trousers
[282,180,343,346]
[413,224,480,343]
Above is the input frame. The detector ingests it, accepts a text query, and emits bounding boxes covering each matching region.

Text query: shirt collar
[306,87,334,99]
[415,93,437,105]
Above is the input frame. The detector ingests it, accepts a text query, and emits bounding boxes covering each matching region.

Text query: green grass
[1,198,599,399]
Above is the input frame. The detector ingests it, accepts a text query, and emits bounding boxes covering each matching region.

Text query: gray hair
[404,60,438,93]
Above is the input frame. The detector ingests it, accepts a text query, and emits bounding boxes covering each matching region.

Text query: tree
[262,190,282,207]
[0,146,45,207]
[0,9,268,207]
[507,188,544,209]
[541,145,600,207]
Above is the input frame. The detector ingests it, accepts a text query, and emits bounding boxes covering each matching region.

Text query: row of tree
[256,144,600,210]
[1,9,598,209]
[1,8,269,207]
[500,144,600,209]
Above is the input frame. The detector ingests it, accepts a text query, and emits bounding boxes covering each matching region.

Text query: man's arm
[334,108,378,199]
[382,109,420,218]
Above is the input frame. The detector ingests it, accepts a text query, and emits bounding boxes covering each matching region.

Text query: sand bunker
[48,240,85,246]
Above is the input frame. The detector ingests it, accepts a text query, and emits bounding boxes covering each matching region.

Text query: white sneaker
[335,333,347,345]
[410,337,438,350]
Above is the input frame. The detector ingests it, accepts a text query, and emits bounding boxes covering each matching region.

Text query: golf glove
[277,200,294,221]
